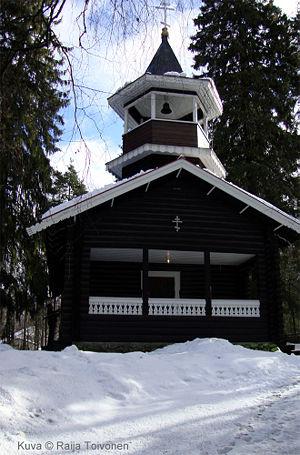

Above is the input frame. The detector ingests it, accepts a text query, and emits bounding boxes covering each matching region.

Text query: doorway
[143,271,180,298]
[149,276,175,298]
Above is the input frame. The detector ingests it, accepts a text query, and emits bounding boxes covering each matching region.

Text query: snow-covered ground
[0,338,299,455]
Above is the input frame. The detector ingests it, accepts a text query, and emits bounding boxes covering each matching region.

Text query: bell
[161,102,172,115]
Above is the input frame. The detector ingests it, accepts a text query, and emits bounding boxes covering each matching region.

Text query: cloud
[51,139,119,190]
[52,2,200,188]
[274,0,297,17]
[57,0,297,97]
[56,0,298,133]
[55,2,199,129]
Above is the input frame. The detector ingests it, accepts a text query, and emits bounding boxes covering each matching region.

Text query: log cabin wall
[90,262,142,298]
[60,224,76,343]
[58,170,280,344]
[264,234,284,343]
[89,262,250,300]
[82,172,267,253]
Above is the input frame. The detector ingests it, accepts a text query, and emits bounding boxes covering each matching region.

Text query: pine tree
[0,0,68,343]
[280,241,300,336]
[51,164,87,206]
[189,0,300,214]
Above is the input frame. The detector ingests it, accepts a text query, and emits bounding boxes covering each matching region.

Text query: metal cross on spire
[155,0,175,28]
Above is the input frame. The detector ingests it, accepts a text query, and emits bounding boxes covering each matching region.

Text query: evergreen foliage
[280,241,300,337]
[0,0,68,342]
[51,164,87,206]
[189,0,300,214]
[190,0,300,339]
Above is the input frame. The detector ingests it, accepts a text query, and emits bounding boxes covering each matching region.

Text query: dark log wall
[60,224,76,343]
[123,119,198,154]
[58,169,283,344]
[90,262,141,297]
[82,172,267,253]
[78,316,266,343]
[211,265,253,299]
[264,234,284,343]
[45,224,67,296]
[89,261,251,300]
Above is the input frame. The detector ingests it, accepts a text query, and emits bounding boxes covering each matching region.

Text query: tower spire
[155,0,175,37]
[145,1,182,75]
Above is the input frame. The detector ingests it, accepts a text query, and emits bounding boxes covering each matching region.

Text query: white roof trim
[27,159,300,236]
[108,74,223,122]
[106,143,226,179]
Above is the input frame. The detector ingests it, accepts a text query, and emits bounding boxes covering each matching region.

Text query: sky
[51,0,298,191]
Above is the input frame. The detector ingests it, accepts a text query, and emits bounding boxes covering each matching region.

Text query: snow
[41,183,116,220]
[40,169,151,221]
[0,338,299,455]
[164,71,187,77]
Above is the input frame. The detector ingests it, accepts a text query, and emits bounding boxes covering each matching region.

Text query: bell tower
[106,9,225,180]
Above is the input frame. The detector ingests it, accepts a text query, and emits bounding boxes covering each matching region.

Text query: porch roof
[90,248,255,265]
[27,159,300,236]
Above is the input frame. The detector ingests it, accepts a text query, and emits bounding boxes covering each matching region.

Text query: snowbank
[0,338,299,455]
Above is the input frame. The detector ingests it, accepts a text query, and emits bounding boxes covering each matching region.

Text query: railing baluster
[211,300,260,317]
[88,298,259,317]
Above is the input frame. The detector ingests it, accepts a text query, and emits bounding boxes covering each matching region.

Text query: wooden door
[149,277,175,298]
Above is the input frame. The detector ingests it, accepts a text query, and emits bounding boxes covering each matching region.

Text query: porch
[88,248,261,318]
[89,297,260,317]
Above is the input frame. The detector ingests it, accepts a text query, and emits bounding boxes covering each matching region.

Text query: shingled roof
[145,28,183,75]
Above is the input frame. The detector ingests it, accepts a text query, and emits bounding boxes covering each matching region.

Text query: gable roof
[145,33,183,76]
[27,159,300,236]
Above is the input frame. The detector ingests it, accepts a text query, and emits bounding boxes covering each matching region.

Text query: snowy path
[0,339,299,455]
[218,381,300,455]
[117,382,300,455]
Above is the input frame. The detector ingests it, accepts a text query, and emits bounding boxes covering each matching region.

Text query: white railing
[211,299,260,317]
[89,297,142,315]
[149,298,206,316]
[89,297,260,317]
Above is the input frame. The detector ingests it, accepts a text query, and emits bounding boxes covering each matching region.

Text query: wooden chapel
[28,23,300,349]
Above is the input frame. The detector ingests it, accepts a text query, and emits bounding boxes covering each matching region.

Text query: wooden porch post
[142,248,149,316]
[204,250,212,316]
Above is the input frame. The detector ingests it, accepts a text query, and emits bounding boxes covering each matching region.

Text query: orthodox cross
[172,216,182,232]
[155,0,175,28]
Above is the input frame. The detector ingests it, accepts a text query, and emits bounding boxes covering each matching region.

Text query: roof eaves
[26,163,181,236]
[27,159,300,236]
[186,164,300,233]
